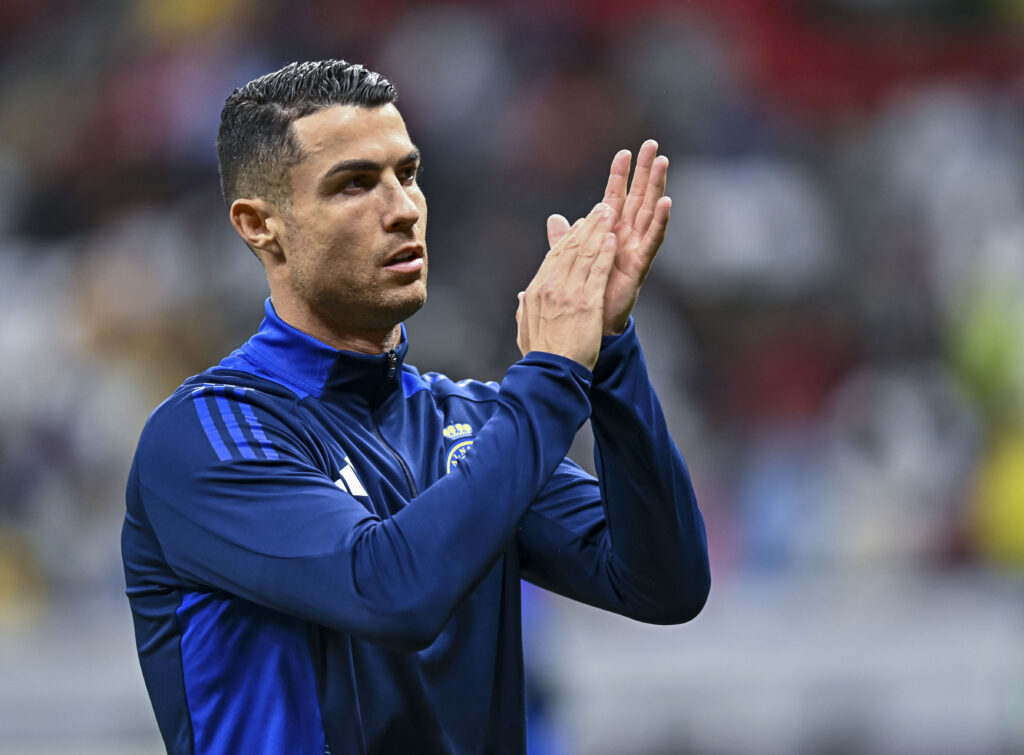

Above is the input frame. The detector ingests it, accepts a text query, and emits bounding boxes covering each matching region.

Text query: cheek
[416,195,428,231]
[298,217,356,260]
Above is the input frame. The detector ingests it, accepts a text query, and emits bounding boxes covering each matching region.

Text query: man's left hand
[546,140,672,336]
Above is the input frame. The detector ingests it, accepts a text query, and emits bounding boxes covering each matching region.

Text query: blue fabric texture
[122,298,710,754]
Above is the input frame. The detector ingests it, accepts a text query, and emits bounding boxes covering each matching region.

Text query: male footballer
[122,59,709,754]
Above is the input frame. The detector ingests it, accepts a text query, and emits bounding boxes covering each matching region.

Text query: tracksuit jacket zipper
[373,349,418,498]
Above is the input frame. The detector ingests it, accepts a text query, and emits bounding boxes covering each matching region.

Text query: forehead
[291,103,414,169]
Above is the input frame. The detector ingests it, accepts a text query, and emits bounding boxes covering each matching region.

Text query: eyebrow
[319,148,421,186]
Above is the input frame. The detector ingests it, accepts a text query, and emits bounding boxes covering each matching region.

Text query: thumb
[546,214,571,248]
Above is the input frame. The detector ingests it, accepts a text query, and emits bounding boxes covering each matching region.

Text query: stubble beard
[296,266,428,337]
[283,214,429,340]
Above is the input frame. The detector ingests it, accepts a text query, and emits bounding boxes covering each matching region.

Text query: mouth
[382,243,425,274]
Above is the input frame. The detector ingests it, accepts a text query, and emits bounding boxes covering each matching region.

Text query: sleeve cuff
[520,351,594,386]
[593,317,638,381]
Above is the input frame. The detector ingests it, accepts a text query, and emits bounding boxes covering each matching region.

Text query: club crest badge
[446,436,473,471]
[446,439,474,473]
[443,423,474,473]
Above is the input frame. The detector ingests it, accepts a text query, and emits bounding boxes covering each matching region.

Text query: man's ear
[229,198,286,260]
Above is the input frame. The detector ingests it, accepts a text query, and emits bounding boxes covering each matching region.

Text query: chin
[364,282,426,329]
[392,285,427,323]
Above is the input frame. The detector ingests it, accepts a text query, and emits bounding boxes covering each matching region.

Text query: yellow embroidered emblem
[443,423,473,440]
[446,440,473,473]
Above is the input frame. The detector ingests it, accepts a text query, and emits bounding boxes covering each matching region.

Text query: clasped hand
[516,141,671,371]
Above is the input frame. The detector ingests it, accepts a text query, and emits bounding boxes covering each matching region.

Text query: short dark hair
[217,59,397,208]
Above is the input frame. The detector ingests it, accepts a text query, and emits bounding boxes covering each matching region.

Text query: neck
[322,327,401,355]
[271,296,401,355]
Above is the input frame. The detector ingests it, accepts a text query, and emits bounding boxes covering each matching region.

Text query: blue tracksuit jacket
[122,298,710,754]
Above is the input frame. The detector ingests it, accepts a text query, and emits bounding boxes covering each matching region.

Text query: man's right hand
[515,203,618,371]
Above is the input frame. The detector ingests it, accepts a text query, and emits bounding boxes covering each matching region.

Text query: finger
[546,218,582,260]
[531,205,608,292]
[621,139,659,227]
[556,203,612,267]
[546,214,571,249]
[635,155,669,238]
[516,292,527,355]
[583,231,618,296]
[531,217,583,289]
[635,195,672,277]
[567,204,617,281]
[601,150,631,217]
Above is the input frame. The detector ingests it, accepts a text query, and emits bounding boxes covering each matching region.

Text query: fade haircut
[217,60,398,209]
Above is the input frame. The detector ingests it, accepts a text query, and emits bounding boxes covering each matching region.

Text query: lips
[383,244,425,274]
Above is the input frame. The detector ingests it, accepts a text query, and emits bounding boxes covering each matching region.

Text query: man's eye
[342,175,371,191]
[399,165,420,184]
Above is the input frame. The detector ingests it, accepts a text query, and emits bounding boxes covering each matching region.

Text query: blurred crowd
[1,0,1023,617]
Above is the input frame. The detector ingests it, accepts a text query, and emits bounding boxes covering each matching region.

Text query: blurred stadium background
[2,1,1023,753]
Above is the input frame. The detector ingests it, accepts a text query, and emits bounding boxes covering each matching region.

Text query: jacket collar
[228,298,409,404]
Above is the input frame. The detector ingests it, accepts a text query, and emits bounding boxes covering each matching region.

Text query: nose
[383,175,420,233]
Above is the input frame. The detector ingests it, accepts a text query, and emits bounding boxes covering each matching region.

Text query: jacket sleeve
[516,319,710,624]
[131,353,591,651]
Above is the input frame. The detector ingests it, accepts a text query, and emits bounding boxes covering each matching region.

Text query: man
[122,59,709,754]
